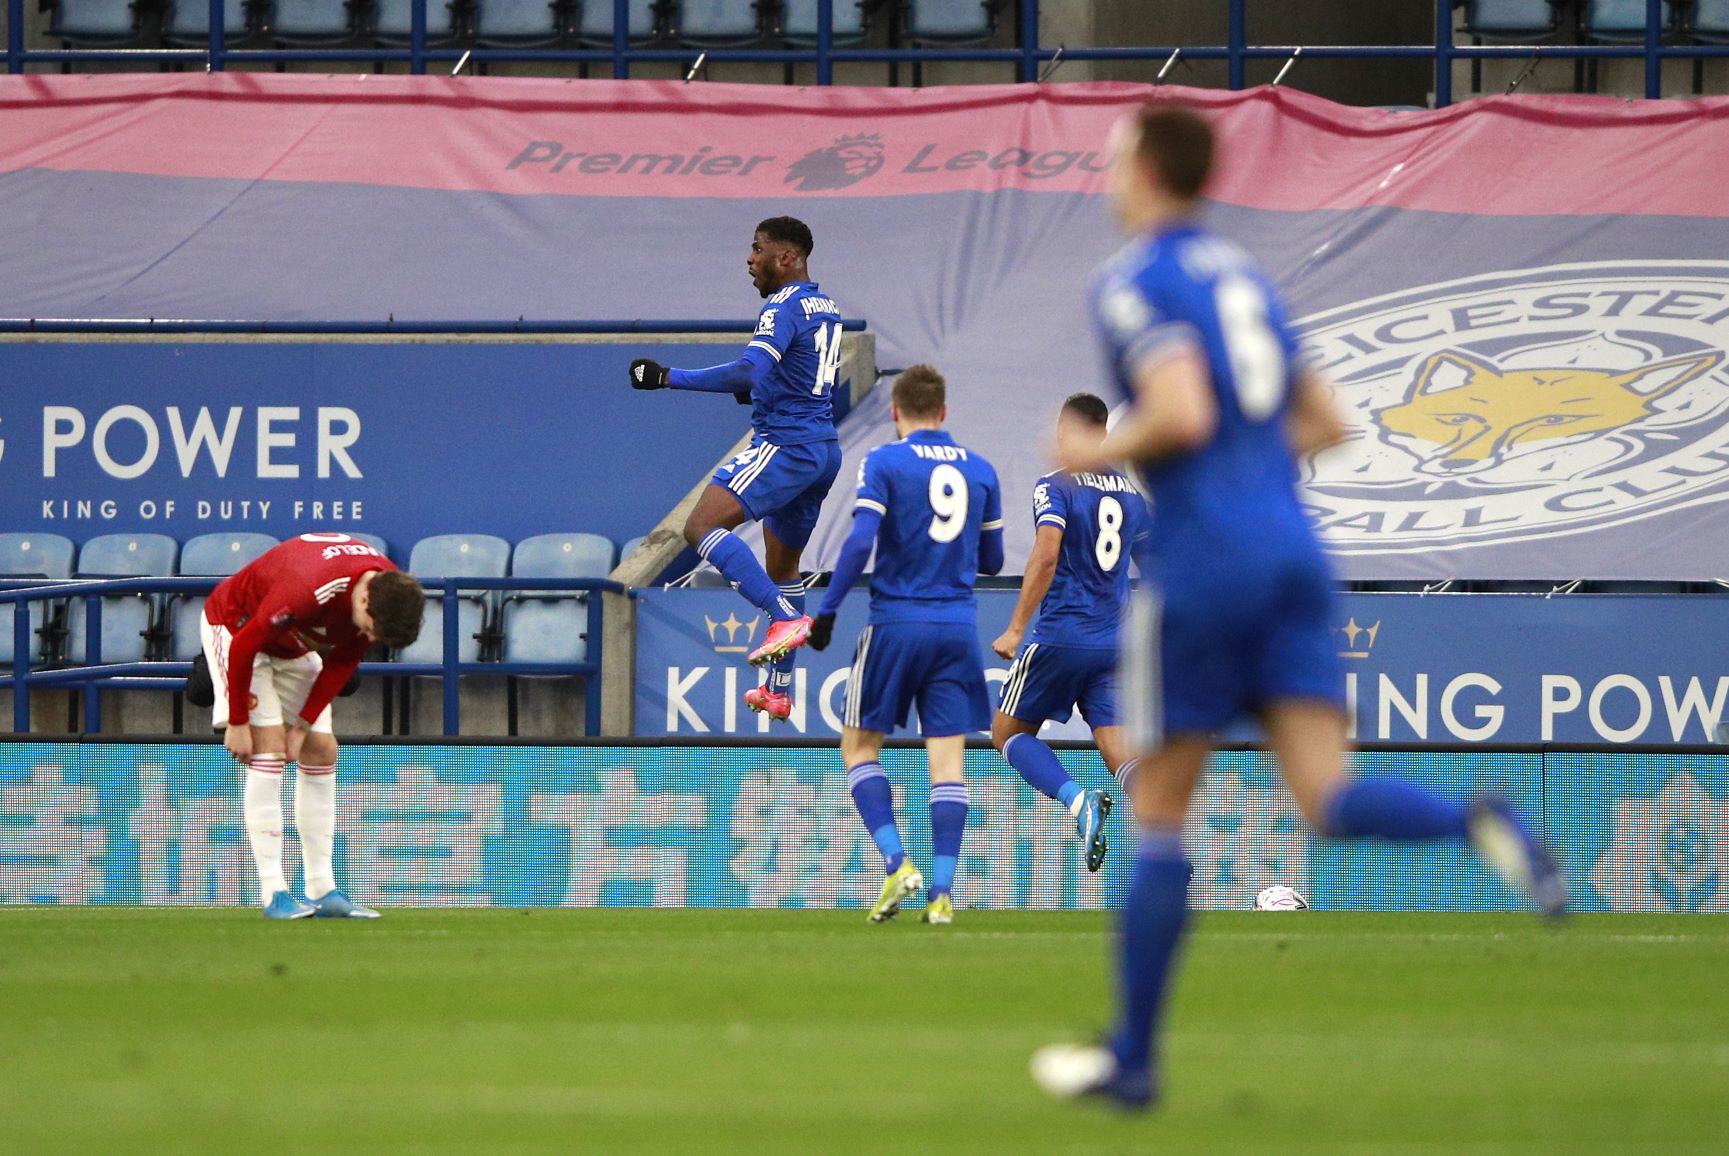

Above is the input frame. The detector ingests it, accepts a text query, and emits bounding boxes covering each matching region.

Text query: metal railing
[5,0,1728,103]
[0,575,629,737]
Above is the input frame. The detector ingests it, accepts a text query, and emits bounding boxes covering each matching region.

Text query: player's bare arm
[1059,349,1217,472]
[992,523,1062,659]
[1286,368,1348,458]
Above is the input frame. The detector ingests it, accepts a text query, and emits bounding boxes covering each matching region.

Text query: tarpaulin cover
[4,74,1729,578]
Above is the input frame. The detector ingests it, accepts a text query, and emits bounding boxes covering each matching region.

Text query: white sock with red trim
[244,755,288,903]
[295,762,338,901]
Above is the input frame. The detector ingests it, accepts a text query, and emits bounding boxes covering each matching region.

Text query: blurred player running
[630,216,845,722]
[202,532,425,919]
[990,392,1149,873]
[1031,104,1567,1109]
[808,366,1003,926]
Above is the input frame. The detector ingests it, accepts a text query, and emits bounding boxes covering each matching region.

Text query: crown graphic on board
[833,133,883,147]
[1333,618,1381,659]
[705,613,762,653]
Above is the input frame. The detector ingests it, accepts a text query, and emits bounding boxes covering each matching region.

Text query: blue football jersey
[855,429,1002,625]
[1089,222,1320,569]
[746,281,845,447]
[1027,470,1149,649]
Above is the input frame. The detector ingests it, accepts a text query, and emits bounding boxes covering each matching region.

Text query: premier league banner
[2,740,1724,914]
[5,76,1729,576]
[636,588,1729,746]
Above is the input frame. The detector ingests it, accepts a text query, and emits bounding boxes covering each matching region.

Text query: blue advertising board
[1,740,1723,913]
[635,589,1729,745]
[0,338,757,553]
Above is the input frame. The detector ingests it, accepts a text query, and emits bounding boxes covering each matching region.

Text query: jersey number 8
[1095,495,1123,572]
[928,463,968,543]
[1216,275,1286,421]
[811,322,845,397]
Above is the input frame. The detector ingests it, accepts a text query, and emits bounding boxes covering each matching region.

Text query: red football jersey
[205,532,397,727]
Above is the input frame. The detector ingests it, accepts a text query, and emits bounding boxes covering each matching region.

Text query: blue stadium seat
[620,535,648,561]
[372,0,461,42]
[345,532,393,560]
[167,532,279,661]
[273,0,356,42]
[474,0,564,44]
[65,533,178,665]
[575,0,657,43]
[783,0,868,42]
[0,534,76,668]
[676,0,764,45]
[905,0,993,41]
[1457,0,1560,40]
[49,0,141,43]
[1695,0,1729,40]
[502,532,616,664]
[164,0,254,43]
[1582,0,1678,41]
[398,534,510,665]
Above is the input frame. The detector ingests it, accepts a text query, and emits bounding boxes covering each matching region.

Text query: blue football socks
[1323,778,1470,841]
[695,528,798,621]
[769,582,805,693]
[847,762,904,873]
[928,782,970,899]
[1109,826,1190,1076]
[1004,732,1081,809]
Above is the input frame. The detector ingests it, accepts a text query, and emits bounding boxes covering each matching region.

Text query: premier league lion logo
[784,134,885,192]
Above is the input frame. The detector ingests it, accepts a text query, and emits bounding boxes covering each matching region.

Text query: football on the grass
[1254,885,1309,911]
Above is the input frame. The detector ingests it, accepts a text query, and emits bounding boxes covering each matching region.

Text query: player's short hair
[1132,104,1215,201]
[756,216,814,257]
[367,570,425,649]
[893,364,946,420]
[1061,392,1110,426]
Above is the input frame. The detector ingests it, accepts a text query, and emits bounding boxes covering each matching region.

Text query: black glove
[733,390,752,406]
[630,358,669,390]
[808,612,836,652]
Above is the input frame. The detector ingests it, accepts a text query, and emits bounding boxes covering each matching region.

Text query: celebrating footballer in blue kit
[990,392,1149,875]
[1030,104,1569,1111]
[806,366,1003,927]
[629,216,845,721]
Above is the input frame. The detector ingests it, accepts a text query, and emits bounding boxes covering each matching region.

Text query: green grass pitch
[2,909,1725,1154]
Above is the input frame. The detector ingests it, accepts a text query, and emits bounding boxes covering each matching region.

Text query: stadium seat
[346,532,393,560]
[167,532,278,661]
[1582,0,1679,41]
[620,535,648,560]
[675,0,766,45]
[371,0,461,42]
[905,0,994,41]
[273,0,357,42]
[473,0,566,45]
[1457,0,1561,39]
[574,0,657,43]
[163,0,254,43]
[64,533,178,666]
[398,534,510,665]
[0,533,76,668]
[502,532,616,664]
[782,0,868,42]
[48,0,143,45]
[1694,0,1729,39]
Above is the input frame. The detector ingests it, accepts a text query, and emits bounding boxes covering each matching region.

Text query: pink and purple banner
[4,75,1729,579]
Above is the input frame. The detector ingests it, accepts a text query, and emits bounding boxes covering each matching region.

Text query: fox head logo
[1375,347,1724,477]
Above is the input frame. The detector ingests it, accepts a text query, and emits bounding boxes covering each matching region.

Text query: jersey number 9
[927,463,968,543]
[812,322,845,397]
